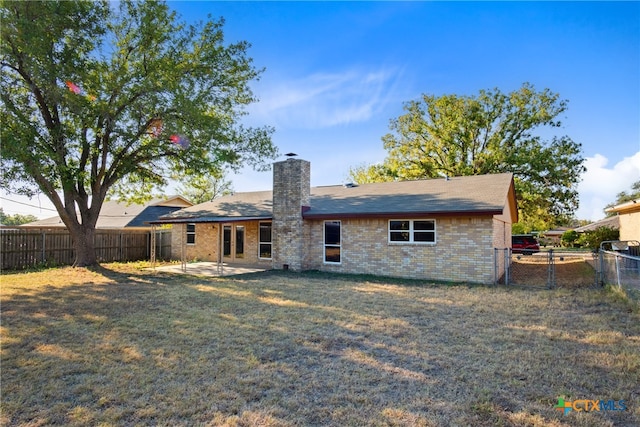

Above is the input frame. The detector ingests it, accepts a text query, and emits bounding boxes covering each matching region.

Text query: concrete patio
[149,262,268,277]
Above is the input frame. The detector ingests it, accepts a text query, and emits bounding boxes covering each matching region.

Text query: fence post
[494,248,498,285]
[505,249,509,285]
[614,254,621,288]
[547,249,555,289]
[598,250,604,286]
[494,248,503,285]
[41,232,46,264]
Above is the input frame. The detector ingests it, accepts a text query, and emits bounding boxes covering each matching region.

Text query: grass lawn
[1,263,639,426]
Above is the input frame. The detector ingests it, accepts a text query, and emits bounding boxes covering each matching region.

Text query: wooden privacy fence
[1,229,172,270]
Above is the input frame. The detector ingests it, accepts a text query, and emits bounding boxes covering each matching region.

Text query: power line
[0,196,57,211]
[0,196,160,218]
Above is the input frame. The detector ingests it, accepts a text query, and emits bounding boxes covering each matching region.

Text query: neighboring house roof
[574,215,620,233]
[541,227,571,237]
[157,173,516,223]
[0,225,21,230]
[606,199,640,215]
[20,196,193,229]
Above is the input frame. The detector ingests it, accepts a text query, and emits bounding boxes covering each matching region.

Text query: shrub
[561,230,579,247]
[576,227,620,250]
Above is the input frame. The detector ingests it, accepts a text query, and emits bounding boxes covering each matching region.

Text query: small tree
[175,169,233,204]
[577,227,620,251]
[561,230,579,248]
[604,180,640,216]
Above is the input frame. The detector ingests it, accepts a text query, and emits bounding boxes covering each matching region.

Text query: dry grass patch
[1,264,639,426]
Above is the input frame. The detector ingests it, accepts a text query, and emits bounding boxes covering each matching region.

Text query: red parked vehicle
[512,235,540,255]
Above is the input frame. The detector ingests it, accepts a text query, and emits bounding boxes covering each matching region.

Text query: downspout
[217,223,222,275]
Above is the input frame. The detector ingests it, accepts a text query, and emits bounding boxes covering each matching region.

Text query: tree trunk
[72,225,98,267]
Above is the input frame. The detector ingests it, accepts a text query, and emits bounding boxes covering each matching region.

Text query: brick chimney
[272,158,310,271]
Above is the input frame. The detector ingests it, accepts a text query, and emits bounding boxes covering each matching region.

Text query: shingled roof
[158,173,515,223]
[573,215,620,232]
[21,196,192,229]
[157,191,273,223]
[305,173,514,218]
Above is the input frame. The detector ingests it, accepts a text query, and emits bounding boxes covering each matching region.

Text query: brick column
[272,158,310,271]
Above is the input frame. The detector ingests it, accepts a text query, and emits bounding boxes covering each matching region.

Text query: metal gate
[495,249,598,289]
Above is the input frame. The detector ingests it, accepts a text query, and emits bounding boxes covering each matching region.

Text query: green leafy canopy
[604,180,640,216]
[0,207,38,226]
[349,83,586,231]
[0,0,276,265]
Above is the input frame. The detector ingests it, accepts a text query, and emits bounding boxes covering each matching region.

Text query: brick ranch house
[155,158,518,284]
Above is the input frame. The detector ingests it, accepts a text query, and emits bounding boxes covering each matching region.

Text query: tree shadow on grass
[2,267,639,426]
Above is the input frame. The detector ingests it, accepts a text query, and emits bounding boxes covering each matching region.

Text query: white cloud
[576,151,640,221]
[249,67,404,129]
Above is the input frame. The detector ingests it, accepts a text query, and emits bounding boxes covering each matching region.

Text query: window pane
[414,231,435,242]
[390,220,409,231]
[186,223,195,244]
[223,226,231,256]
[259,243,272,259]
[235,226,244,258]
[324,221,341,263]
[324,221,341,245]
[325,246,341,263]
[390,231,410,241]
[414,220,435,231]
[259,223,272,243]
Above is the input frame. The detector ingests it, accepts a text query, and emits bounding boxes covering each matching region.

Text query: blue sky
[2,1,639,222]
[182,0,640,222]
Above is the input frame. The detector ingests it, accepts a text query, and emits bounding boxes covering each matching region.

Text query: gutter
[301,210,502,220]
[147,216,272,225]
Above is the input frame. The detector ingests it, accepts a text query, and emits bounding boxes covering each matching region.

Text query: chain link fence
[496,241,640,292]
[596,241,640,293]
[495,248,598,289]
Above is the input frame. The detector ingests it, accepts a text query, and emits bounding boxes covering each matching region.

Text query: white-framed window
[186,223,196,245]
[259,221,272,259]
[324,220,341,264]
[388,220,436,244]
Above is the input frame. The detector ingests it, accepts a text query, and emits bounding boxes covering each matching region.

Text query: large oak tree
[350,83,585,231]
[1,0,276,266]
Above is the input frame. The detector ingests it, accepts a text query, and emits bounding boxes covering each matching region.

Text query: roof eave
[148,215,273,225]
[302,210,503,220]
[606,200,640,214]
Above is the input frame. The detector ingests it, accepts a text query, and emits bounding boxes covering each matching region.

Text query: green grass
[1,263,639,426]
